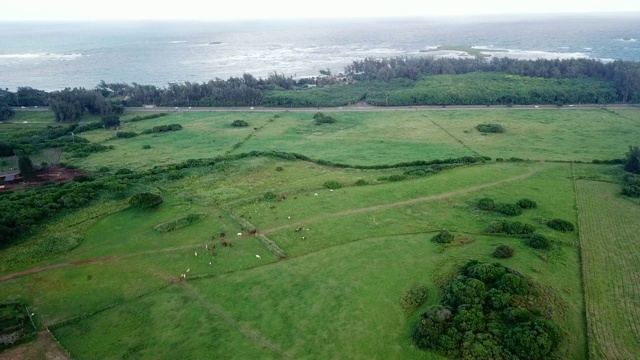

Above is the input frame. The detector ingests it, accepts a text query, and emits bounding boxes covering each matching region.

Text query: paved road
[12,103,639,113]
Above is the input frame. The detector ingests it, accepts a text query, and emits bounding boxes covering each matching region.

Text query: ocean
[0,15,639,91]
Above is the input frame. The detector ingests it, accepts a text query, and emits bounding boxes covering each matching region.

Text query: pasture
[1,107,639,359]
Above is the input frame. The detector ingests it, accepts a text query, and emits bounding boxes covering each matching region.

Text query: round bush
[263,191,278,201]
[275,166,284,172]
[497,273,530,296]
[323,180,342,189]
[400,283,429,311]
[526,234,552,250]
[516,198,537,209]
[98,166,110,173]
[546,219,575,232]
[142,144,151,149]
[129,192,163,209]
[354,179,369,186]
[496,203,523,216]
[493,244,515,258]
[477,197,496,211]
[476,123,505,133]
[505,221,536,235]
[432,229,454,244]
[231,119,249,127]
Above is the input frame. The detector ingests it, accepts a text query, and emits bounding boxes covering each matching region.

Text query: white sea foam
[169,40,187,44]
[0,53,83,60]
[615,38,637,42]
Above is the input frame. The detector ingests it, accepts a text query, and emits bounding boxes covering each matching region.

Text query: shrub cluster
[412,261,562,360]
[115,131,138,138]
[141,124,183,134]
[493,244,515,258]
[516,198,537,209]
[621,174,640,198]
[323,180,342,189]
[432,229,454,244]
[477,197,537,216]
[476,123,505,133]
[387,174,407,182]
[0,179,103,246]
[485,219,536,235]
[526,234,552,250]
[230,119,249,127]
[400,283,429,312]
[154,213,207,232]
[546,218,575,232]
[129,192,163,209]
[313,112,336,125]
[354,179,369,186]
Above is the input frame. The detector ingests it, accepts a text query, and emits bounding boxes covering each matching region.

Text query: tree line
[345,57,640,103]
[1,57,639,121]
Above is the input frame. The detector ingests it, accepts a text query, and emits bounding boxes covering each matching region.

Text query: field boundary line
[572,163,592,360]
[180,282,293,359]
[261,167,538,235]
[0,243,206,282]
[45,328,73,360]
[223,207,287,258]
[428,118,482,156]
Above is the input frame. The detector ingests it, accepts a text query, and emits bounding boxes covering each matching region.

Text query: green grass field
[1,107,639,359]
[576,180,640,359]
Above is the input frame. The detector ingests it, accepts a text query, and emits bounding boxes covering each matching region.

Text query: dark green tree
[0,104,15,120]
[623,145,640,174]
[101,115,121,128]
[18,153,36,180]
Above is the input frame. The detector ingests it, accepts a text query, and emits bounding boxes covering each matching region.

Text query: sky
[2,0,640,21]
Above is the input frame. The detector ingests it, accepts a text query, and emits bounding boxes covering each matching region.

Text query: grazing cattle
[295,227,302,232]
[256,254,262,259]
[180,274,186,279]
[195,251,198,257]
[220,232,226,238]
[314,193,318,196]
[249,230,257,236]
[279,255,287,260]
[287,216,291,220]
[302,236,306,240]
[186,269,190,273]
[281,195,286,201]
[305,193,310,197]
[269,205,275,209]
[240,214,244,218]
[205,244,208,250]
[208,261,212,266]
[237,232,243,236]
[294,196,297,200]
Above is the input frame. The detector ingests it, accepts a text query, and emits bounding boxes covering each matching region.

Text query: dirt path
[261,168,538,235]
[180,282,292,359]
[0,331,70,360]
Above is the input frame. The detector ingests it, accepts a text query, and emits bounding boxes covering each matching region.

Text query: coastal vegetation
[0,107,639,359]
[1,57,639,115]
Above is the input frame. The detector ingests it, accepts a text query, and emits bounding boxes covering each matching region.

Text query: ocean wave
[0,53,83,60]
[615,38,637,42]
[169,40,187,44]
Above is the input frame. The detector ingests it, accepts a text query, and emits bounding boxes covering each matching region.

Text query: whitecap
[0,53,83,60]
[169,40,187,44]
[615,38,637,42]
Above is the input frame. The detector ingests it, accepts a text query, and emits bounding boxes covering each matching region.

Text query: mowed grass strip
[577,180,640,359]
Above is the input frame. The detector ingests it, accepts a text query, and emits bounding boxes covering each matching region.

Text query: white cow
[256,254,262,259]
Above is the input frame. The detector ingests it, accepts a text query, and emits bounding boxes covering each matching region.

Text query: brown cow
[220,232,226,238]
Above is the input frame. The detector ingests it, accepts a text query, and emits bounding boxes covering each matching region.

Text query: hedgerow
[154,213,207,232]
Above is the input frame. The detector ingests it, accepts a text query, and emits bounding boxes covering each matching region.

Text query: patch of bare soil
[0,331,70,360]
